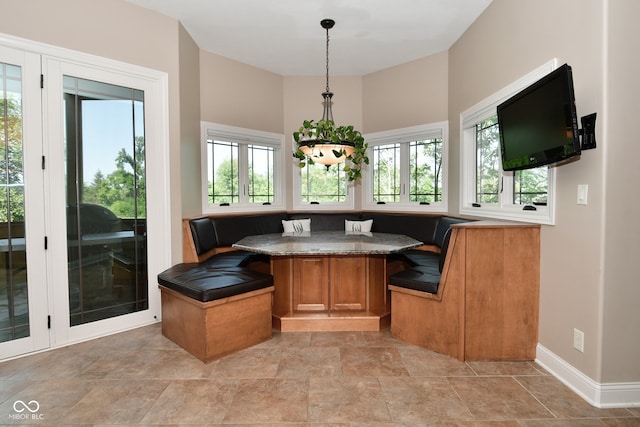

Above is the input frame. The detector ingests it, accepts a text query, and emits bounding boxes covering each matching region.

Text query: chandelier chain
[325,25,330,93]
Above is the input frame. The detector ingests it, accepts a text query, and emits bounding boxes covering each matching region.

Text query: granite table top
[233,231,423,256]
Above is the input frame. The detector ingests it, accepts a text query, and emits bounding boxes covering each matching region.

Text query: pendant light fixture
[293,19,368,181]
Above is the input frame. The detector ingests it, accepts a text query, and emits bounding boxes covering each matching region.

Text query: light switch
[577,184,588,205]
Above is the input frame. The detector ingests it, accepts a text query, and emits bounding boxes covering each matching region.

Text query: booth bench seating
[159,211,540,362]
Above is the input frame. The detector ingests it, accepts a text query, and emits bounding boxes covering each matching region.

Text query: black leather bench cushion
[363,213,439,246]
[190,218,217,255]
[210,213,288,247]
[401,249,440,267]
[200,250,269,268]
[389,264,440,294]
[158,265,273,302]
[434,217,468,248]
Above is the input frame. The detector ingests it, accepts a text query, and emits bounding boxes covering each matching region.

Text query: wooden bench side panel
[160,286,274,362]
[390,228,466,360]
[463,227,540,360]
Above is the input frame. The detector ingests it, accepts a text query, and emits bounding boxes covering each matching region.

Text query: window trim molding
[362,122,449,213]
[201,121,285,214]
[459,59,558,225]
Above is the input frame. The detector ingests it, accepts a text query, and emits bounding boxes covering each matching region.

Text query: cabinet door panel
[330,256,366,310]
[293,257,328,311]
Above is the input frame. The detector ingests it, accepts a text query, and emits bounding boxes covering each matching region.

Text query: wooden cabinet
[286,255,373,312]
[272,254,389,331]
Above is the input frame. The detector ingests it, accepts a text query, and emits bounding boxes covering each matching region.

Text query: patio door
[0,46,49,360]
[45,58,163,345]
[0,39,168,360]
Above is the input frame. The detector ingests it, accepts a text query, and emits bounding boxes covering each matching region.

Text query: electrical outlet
[573,328,585,352]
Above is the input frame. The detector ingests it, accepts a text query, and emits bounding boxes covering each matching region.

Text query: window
[292,146,354,210]
[460,60,557,224]
[299,161,348,204]
[202,122,284,213]
[363,122,448,212]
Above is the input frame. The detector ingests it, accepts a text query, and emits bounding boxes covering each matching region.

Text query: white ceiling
[126,0,493,76]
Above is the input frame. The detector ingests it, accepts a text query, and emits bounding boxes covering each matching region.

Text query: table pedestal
[271,254,390,332]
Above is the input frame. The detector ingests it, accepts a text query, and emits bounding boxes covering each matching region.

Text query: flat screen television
[497,63,581,171]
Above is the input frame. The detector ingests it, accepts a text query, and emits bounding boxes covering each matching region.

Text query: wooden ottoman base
[159,285,274,362]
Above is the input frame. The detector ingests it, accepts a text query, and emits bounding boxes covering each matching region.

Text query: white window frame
[460,59,558,225]
[201,122,285,214]
[363,122,448,212]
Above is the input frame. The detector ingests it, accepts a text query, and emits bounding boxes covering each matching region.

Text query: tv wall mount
[579,113,597,150]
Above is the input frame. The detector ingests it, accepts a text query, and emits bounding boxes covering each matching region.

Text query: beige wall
[199,51,283,134]
[363,51,449,133]
[178,25,202,221]
[0,0,185,262]
[602,1,640,382]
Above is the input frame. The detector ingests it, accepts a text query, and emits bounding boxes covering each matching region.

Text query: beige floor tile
[1,325,638,425]
[85,348,213,380]
[448,376,554,420]
[209,347,283,378]
[341,346,409,377]
[139,378,238,424]
[276,346,342,377]
[308,376,391,423]
[466,361,544,376]
[61,380,169,424]
[309,330,368,347]
[516,375,635,419]
[362,329,413,347]
[399,346,476,377]
[600,418,640,426]
[222,378,309,424]
[518,419,609,426]
[379,376,473,422]
[0,378,96,424]
[255,330,312,348]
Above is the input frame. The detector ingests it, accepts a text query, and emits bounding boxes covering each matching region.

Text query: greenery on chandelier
[293,119,369,182]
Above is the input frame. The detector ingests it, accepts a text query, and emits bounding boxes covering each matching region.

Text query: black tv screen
[497,63,580,171]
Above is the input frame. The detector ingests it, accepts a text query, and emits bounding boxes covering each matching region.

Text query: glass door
[63,76,148,327]
[0,47,48,360]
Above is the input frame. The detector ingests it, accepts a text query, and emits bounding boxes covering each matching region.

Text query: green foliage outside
[409,139,443,203]
[372,140,443,204]
[209,158,275,204]
[476,115,548,205]
[0,98,26,222]
[300,161,347,202]
[82,136,146,219]
[476,117,501,203]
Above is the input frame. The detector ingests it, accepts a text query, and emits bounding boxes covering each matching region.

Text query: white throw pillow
[282,218,311,233]
[345,219,373,233]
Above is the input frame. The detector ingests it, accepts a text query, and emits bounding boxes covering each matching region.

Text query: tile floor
[0,323,638,426]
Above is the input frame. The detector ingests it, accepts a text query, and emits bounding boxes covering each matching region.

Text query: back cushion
[363,213,439,245]
[211,213,288,246]
[189,218,217,255]
[433,217,468,248]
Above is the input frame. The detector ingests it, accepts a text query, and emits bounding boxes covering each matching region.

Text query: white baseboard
[536,344,640,408]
